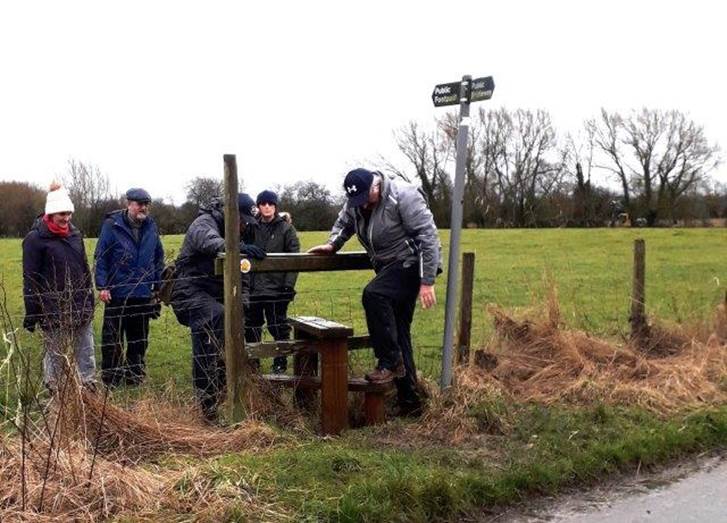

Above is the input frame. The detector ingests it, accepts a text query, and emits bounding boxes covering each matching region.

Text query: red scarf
[43,214,71,237]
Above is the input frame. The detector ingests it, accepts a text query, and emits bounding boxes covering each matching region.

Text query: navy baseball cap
[238,193,258,225]
[125,187,152,203]
[343,168,374,207]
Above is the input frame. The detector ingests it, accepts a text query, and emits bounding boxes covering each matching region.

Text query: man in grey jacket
[309,168,442,415]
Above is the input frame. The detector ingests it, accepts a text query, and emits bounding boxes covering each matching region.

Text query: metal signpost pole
[432,74,494,389]
[439,75,471,389]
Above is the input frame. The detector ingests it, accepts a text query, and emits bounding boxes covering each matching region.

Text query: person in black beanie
[245,190,300,374]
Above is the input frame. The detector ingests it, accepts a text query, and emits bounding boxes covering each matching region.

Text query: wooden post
[630,239,646,338]
[292,326,318,409]
[290,317,352,435]
[363,389,387,425]
[456,252,475,364]
[319,337,349,434]
[223,154,250,422]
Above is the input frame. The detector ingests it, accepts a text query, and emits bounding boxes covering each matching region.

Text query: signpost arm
[440,75,471,389]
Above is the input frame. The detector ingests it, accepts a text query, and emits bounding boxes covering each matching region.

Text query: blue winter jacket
[94,210,165,299]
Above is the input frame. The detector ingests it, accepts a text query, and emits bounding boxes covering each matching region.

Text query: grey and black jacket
[250,214,300,297]
[327,174,442,285]
[171,200,251,315]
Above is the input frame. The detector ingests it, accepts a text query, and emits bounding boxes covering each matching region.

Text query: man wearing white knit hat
[22,183,97,392]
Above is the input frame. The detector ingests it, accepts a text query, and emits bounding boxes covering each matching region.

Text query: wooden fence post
[457,252,475,364]
[223,154,250,421]
[629,239,646,338]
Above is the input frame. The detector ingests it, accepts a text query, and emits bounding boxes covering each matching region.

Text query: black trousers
[245,296,292,370]
[101,297,154,386]
[245,297,292,343]
[362,261,421,407]
[183,296,226,415]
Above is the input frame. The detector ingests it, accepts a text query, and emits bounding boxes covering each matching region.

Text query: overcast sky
[1,0,725,204]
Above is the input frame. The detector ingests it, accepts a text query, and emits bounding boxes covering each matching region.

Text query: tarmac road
[486,452,726,522]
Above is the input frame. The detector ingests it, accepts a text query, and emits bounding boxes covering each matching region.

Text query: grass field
[1,228,724,389]
[1,228,725,521]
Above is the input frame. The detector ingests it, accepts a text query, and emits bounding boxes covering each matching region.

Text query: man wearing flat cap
[309,168,442,417]
[94,187,164,387]
[170,193,266,421]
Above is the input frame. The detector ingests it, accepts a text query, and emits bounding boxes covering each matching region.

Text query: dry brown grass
[0,372,294,521]
[471,297,726,414]
[373,293,726,449]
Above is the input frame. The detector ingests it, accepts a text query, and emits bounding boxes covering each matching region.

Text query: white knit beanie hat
[45,183,75,215]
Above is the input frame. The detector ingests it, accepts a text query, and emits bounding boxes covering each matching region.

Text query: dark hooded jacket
[249,214,300,297]
[94,210,164,299]
[22,216,95,331]
[170,200,250,317]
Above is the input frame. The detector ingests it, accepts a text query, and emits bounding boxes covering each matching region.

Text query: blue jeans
[42,322,97,390]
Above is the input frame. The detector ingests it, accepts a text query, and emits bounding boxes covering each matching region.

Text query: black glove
[23,315,37,333]
[240,243,266,260]
[150,302,162,320]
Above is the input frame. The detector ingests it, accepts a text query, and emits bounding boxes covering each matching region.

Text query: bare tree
[588,108,720,225]
[383,120,453,225]
[478,108,565,227]
[653,111,721,221]
[563,131,596,226]
[185,176,224,209]
[586,109,632,211]
[62,159,116,235]
[277,180,340,231]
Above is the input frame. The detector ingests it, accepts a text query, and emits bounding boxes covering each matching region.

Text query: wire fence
[3,240,726,420]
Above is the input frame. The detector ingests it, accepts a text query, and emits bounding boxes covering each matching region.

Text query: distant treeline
[1,106,725,237]
[0,173,343,237]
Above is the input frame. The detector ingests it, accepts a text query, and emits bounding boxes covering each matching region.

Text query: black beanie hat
[256,190,278,206]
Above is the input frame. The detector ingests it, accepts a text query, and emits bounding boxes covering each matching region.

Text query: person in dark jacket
[94,188,165,387]
[22,183,97,391]
[245,190,300,374]
[170,194,266,421]
[309,168,442,416]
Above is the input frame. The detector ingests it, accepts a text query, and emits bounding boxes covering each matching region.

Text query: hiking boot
[125,367,146,386]
[125,375,145,387]
[249,358,261,373]
[82,381,98,394]
[272,356,287,375]
[201,405,218,424]
[396,401,423,418]
[365,367,396,384]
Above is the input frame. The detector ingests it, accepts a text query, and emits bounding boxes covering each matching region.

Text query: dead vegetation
[474,296,726,412]
[376,292,726,448]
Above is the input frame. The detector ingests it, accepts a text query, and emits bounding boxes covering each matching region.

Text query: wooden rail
[215,251,372,275]
[245,335,370,359]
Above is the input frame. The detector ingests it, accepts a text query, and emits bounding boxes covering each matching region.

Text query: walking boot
[365,367,396,384]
